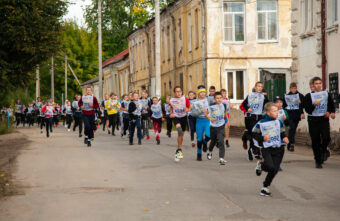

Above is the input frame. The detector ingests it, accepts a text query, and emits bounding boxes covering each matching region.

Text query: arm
[78,97,83,108]
[93,97,99,109]
[128,102,136,114]
[185,97,191,112]
[304,93,315,115]
[252,124,264,147]
[299,93,305,115]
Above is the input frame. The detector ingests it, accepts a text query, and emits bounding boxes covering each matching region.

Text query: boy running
[72,94,83,137]
[283,83,305,151]
[42,100,56,137]
[64,100,73,132]
[128,92,143,145]
[140,91,151,140]
[252,102,289,197]
[150,97,165,145]
[205,92,228,165]
[221,89,231,147]
[120,94,130,137]
[164,96,172,137]
[106,93,120,136]
[170,86,191,161]
[304,77,336,168]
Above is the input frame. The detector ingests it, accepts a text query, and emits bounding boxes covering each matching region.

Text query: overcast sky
[64,0,92,26]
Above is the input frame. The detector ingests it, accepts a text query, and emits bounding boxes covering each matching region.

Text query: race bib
[164,103,171,115]
[259,120,281,148]
[208,104,225,127]
[192,98,209,118]
[285,94,300,110]
[170,97,187,118]
[247,93,264,115]
[311,91,328,116]
[82,95,94,111]
[133,100,142,116]
[278,109,285,123]
[151,104,162,119]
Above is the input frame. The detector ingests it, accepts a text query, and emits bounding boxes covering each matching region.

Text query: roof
[102,49,129,68]
[80,76,99,87]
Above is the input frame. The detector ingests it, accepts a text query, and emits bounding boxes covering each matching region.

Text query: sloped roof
[102,49,129,68]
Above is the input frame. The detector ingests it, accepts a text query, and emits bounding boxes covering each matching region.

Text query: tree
[0,0,68,93]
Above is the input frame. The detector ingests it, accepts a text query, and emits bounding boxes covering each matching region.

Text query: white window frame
[300,0,314,33]
[223,2,245,43]
[327,0,339,27]
[188,13,192,52]
[225,69,246,102]
[256,0,278,42]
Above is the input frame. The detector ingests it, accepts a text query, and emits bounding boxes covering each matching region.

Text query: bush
[0,115,13,135]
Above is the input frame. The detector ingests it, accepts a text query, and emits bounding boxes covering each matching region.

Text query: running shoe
[242,140,248,150]
[40,129,43,134]
[255,161,262,176]
[79,134,82,137]
[67,129,70,132]
[138,139,142,145]
[87,140,91,147]
[146,136,150,140]
[260,187,272,197]
[175,149,183,162]
[202,142,208,152]
[219,158,227,165]
[290,144,295,152]
[207,152,212,160]
[197,153,202,161]
[157,140,160,145]
[248,148,253,161]
[191,142,195,148]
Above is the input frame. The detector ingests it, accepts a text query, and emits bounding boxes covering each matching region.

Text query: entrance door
[261,69,287,101]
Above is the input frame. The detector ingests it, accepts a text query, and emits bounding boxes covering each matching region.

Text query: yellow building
[128,0,292,108]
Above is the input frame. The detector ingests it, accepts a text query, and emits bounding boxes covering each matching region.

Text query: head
[113,95,118,100]
[214,92,223,104]
[274,97,283,109]
[152,97,159,104]
[105,94,109,100]
[197,85,207,99]
[254,82,263,93]
[173,86,183,98]
[37,97,41,102]
[188,91,196,100]
[265,102,278,119]
[309,79,315,91]
[129,92,133,100]
[122,94,128,101]
[77,95,81,101]
[86,87,92,95]
[16,99,20,104]
[166,96,171,103]
[209,86,216,96]
[141,90,148,99]
[289,82,298,93]
[67,101,71,106]
[220,89,227,98]
[110,93,115,99]
[133,92,139,101]
[312,77,322,92]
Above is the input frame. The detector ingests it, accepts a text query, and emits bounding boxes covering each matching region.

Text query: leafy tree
[0,0,68,93]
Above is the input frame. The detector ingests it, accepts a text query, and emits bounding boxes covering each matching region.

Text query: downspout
[201,0,207,86]
[321,0,327,89]
[170,11,177,96]
[143,25,152,92]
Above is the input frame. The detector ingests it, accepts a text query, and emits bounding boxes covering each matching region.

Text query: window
[327,0,338,27]
[167,25,171,61]
[257,0,278,41]
[300,0,314,32]
[223,2,245,42]
[195,8,199,49]
[225,70,245,100]
[187,13,192,52]
[162,28,165,62]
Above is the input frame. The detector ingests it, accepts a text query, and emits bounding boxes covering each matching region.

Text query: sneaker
[260,187,272,197]
[242,140,248,150]
[255,161,262,176]
[157,140,160,145]
[47,134,49,138]
[278,167,283,172]
[79,134,82,137]
[138,140,142,145]
[219,158,227,165]
[112,133,115,136]
[129,141,133,145]
[175,150,183,161]
[84,138,87,144]
[67,129,70,132]
[315,162,323,169]
[225,140,230,148]
[168,133,171,138]
[40,129,43,134]
[108,130,111,135]
[289,144,295,152]
[323,149,330,162]
[247,149,253,161]
[121,133,124,138]
[87,140,91,147]
[202,142,208,152]
[197,153,202,161]
[191,142,195,148]
[207,152,212,160]
[146,136,150,140]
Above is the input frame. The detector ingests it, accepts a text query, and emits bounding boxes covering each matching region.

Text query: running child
[150,97,165,145]
[242,82,269,161]
[41,100,56,137]
[205,92,228,165]
[221,89,231,147]
[27,103,35,127]
[170,86,191,161]
[140,90,151,140]
[252,102,289,197]
[106,93,120,136]
[207,86,216,105]
[304,77,336,168]
[15,99,22,128]
[72,94,83,137]
[283,82,305,151]
[187,91,197,147]
[164,96,172,137]
[128,92,143,145]
[120,94,130,137]
[191,85,210,161]
[274,97,289,126]
[64,100,73,132]
[101,94,109,131]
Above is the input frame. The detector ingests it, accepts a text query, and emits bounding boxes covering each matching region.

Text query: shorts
[173,116,187,131]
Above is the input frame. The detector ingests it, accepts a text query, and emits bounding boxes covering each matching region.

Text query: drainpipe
[321,0,327,89]
[201,0,207,86]
[143,25,152,92]
[169,11,177,96]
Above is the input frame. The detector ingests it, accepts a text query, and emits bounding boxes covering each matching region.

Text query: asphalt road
[1,126,340,221]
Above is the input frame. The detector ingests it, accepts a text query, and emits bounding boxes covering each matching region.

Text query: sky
[64,0,92,27]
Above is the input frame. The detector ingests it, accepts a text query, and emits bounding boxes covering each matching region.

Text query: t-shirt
[164,103,171,115]
[170,96,190,118]
[151,104,163,119]
[191,98,209,118]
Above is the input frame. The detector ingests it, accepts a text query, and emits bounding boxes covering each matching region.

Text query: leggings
[73,115,83,134]
[45,117,53,136]
[142,115,150,137]
[122,115,130,135]
[66,114,72,129]
[40,117,45,129]
[166,115,172,134]
[108,114,117,133]
[196,118,211,154]
[152,118,162,140]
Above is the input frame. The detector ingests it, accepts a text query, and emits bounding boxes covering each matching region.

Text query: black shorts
[173,116,187,131]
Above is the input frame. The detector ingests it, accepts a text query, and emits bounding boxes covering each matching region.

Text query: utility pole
[65,54,68,102]
[51,55,54,100]
[155,0,161,98]
[36,65,40,100]
[98,0,103,101]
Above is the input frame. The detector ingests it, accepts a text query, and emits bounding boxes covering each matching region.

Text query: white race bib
[259,120,281,148]
[285,94,300,110]
[311,91,328,116]
[247,93,264,115]
[208,104,225,127]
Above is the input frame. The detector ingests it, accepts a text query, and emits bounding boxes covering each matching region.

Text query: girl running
[187,91,197,147]
[221,89,231,147]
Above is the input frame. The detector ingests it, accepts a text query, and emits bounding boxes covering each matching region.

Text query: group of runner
[6,76,336,197]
